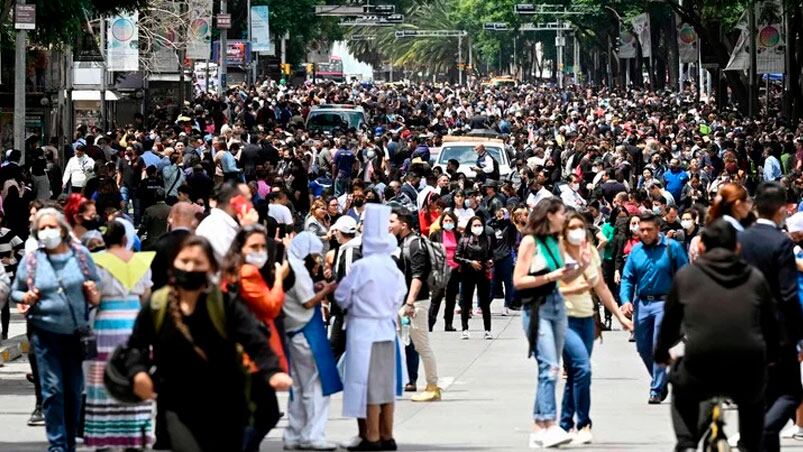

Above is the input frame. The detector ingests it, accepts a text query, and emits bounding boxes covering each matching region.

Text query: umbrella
[92,251,156,291]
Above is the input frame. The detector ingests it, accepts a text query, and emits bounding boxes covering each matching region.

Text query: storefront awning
[71,90,120,101]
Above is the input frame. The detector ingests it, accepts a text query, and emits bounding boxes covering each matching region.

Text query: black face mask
[173,268,208,290]
[353,198,365,208]
[82,216,101,231]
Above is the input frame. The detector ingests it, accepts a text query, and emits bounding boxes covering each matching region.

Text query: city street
[2,302,802,451]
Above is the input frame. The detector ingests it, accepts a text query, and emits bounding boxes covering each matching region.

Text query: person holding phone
[558,212,634,445]
[512,198,589,449]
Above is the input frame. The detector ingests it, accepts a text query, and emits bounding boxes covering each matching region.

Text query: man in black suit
[739,182,803,452]
[139,188,172,250]
[149,201,196,291]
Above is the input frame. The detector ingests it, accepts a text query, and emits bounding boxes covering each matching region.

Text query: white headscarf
[288,231,324,294]
[362,204,396,257]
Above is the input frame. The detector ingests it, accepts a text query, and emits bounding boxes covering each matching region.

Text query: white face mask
[245,251,269,269]
[471,226,484,236]
[567,228,586,246]
[38,228,63,250]
[630,224,640,234]
[366,150,375,159]
[681,219,695,230]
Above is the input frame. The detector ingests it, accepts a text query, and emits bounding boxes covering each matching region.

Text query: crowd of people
[1,76,803,451]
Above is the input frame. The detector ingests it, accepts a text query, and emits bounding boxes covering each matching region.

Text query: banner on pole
[617,28,637,59]
[150,2,179,73]
[676,19,698,64]
[631,13,651,58]
[251,5,271,53]
[107,12,139,72]
[725,0,785,73]
[187,0,213,60]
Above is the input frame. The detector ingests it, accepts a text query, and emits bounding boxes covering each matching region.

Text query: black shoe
[444,326,456,332]
[347,439,381,451]
[648,394,662,405]
[404,383,416,392]
[379,439,397,451]
[628,332,636,343]
[27,407,45,426]
[26,373,35,384]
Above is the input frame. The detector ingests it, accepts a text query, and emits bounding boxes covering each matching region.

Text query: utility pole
[14,0,28,159]
[458,34,463,85]
[218,0,227,96]
[556,28,564,88]
[100,17,108,131]
[179,0,188,108]
[247,0,252,85]
[747,0,757,117]
[573,32,579,84]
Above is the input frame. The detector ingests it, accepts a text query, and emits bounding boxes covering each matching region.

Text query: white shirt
[62,155,95,188]
[268,203,294,225]
[526,187,555,209]
[195,208,239,261]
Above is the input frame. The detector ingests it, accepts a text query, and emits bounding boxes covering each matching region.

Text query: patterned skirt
[84,297,153,448]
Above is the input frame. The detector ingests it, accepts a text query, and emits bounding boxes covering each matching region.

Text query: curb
[0,334,29,364]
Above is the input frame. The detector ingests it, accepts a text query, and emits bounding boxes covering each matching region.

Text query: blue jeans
[405,341,419,385]
[31,328,84,452]
[334,177,351,197]
[491,254,515,308]
[635,299,667,396]
[560,316,595,431]
[522,291,567,422]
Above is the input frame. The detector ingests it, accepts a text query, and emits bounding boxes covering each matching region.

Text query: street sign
[15,4,35,30]
[555,36,566,47]
[368,4,395,15]
[314,5,366,17]
[515,3,536,14]
[217,13,231,29]
[385,14,404,24]
[483,22,509,31]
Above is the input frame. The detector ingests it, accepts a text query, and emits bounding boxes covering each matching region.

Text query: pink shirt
[443,230,459,269]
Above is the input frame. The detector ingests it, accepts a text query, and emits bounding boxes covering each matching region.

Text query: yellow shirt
[559,244,601,318]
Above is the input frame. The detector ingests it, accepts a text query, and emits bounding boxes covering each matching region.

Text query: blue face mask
[443,222,455,231]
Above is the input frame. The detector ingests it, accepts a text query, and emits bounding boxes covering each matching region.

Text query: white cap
[332,215,358,235]
[787,212,803,234]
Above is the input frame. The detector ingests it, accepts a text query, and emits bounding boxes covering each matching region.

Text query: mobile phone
[565,262,579,271]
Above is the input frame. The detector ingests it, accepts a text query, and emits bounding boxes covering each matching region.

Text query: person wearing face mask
[560,174,587,210]
[222,225,290,451]
[455,216,494,340]
[62,143,95,194]
[679,209,700,253]
[123,235,292,451]
[428,212,461,332]
[448,190,475,231]
[64,194,101,241]
[558,212,633,445]
[662,158,689,204]
[82,220,155,450]
[11,208,101,452]
[282,232,342,451]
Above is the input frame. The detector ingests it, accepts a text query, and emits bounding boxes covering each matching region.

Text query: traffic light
[281,64,292,75]
[306,63,314,74]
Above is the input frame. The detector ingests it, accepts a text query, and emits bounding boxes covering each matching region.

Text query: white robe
[334,253,406,418]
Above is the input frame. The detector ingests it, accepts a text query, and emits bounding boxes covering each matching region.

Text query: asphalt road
[2,303,803,451]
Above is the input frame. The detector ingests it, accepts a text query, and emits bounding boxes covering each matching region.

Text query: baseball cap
[332,215,358,235]
[786,212,803,234]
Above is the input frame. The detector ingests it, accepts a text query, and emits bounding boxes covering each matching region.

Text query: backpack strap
[206,288,228,340]
[150,286,170,333]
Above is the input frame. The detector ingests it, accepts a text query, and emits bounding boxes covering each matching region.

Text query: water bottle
[400,316,411,346]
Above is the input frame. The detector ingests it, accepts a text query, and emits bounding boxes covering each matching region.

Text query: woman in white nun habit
[335,204,407,451]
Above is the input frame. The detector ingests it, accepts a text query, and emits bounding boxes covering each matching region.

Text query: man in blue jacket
[620,212,688,404]
[662,158,689,203]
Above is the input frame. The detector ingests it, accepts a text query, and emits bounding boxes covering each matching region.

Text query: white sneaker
[528,430,545,448]
[727,432,740,448]
[502,307,511,316]
[541,426,572,448]
[570,426,593,445]
[461,330,470,340]
[340,436,362,448]
[484,331,493,340]
[304,441,338,451]
[782,425,799,438]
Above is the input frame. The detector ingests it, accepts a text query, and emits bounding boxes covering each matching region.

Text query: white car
[433,137,511,180]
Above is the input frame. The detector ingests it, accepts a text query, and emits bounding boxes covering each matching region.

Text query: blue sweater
[12,246,100,335]
[620,235,688,305]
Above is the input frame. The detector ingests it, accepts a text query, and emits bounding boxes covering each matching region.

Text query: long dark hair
[525,197,564,237]
[166,235,220,361]
[222,224,268,283]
